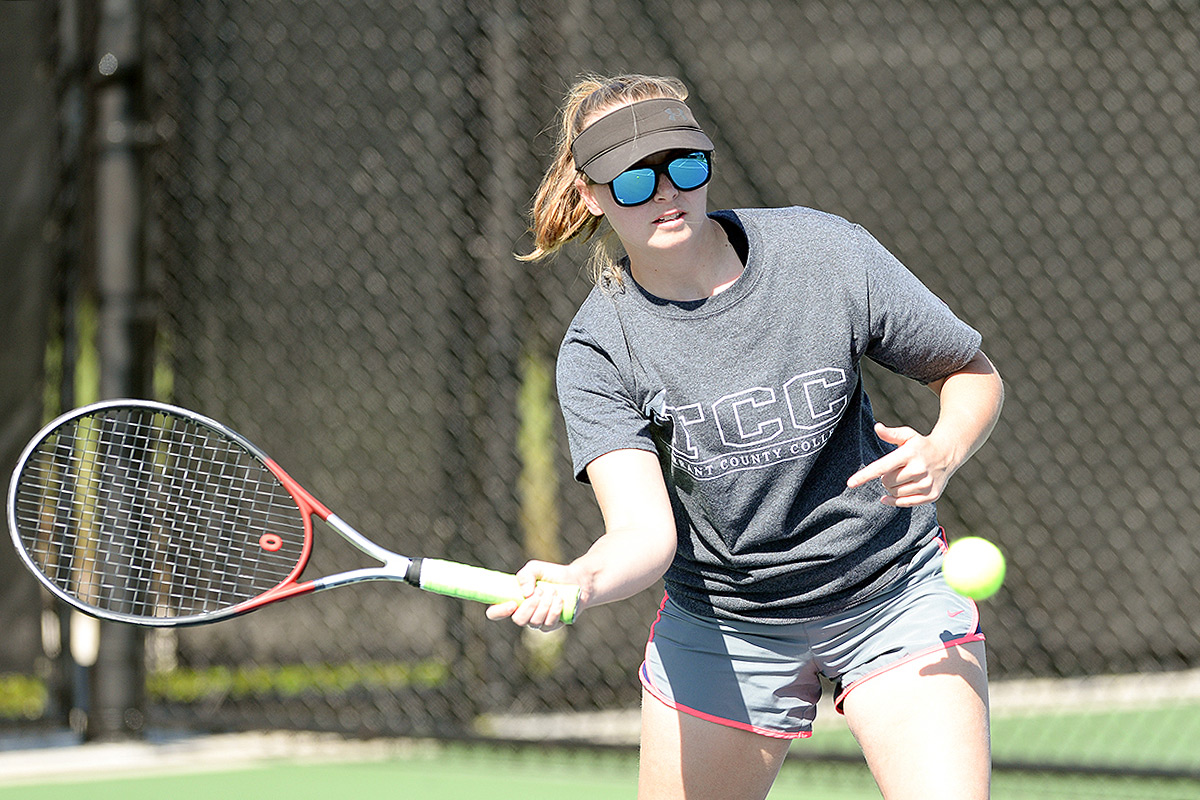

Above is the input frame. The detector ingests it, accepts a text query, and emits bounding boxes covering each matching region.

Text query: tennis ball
[943,536,1006,600]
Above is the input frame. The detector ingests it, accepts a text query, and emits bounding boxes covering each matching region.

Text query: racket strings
[13,408,308,621]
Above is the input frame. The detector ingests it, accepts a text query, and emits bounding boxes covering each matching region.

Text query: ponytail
[519,74,691,287]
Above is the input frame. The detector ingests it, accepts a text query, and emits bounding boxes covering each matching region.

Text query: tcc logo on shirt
[646,368,849,481]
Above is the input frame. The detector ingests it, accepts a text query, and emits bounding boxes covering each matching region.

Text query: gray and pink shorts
[640,538,984,739]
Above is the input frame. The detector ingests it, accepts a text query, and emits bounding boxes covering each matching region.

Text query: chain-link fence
[8,0,1200,780]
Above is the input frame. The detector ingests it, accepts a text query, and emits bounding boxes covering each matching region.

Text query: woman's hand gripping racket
[6,399,579,627]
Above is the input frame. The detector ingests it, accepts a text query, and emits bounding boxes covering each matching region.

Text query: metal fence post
[90,0,153,741]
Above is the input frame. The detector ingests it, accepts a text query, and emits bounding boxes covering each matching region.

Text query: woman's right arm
[485,448,677,630]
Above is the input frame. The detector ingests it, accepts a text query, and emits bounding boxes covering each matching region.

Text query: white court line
[0,731,431,788]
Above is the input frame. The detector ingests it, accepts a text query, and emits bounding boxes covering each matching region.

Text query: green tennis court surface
[0,734,1197,800]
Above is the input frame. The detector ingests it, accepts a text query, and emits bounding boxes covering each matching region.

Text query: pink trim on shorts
[832,599,985,715]
[640,593,811,740]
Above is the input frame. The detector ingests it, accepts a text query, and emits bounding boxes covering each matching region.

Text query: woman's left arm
[847,350,1004,507]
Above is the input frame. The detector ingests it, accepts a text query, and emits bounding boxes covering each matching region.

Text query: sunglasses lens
[608,152,712,206]
[668,154,710,190]
[610,169,657,206]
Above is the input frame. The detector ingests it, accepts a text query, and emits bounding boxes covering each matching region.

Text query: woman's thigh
[841,639,990,800]
[637,689,793,800]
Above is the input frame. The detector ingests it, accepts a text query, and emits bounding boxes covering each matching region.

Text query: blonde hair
[519,74,692,287]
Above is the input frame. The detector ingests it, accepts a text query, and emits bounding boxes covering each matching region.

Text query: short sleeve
[857,226,982,384]
[556,322,658,483]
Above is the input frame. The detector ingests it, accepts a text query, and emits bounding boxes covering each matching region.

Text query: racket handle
[409,558,579,625]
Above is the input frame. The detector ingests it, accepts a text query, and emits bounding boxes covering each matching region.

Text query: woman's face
[576,149,711,256]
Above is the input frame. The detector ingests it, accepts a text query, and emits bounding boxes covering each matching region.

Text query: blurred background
[1,0,1198,787]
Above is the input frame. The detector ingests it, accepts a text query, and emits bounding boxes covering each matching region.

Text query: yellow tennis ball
[943,537,1006,600]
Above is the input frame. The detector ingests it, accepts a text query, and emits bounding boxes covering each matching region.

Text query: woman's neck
[627,217,745,302]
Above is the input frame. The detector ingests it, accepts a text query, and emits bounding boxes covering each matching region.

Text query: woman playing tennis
[488,73,1004,800]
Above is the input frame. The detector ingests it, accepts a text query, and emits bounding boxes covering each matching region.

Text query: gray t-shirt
[556,207,982,623]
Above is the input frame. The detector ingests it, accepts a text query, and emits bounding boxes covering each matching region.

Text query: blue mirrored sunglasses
[608,151,712,207]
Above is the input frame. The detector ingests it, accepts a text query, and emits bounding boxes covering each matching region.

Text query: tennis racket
[7,399,578,627]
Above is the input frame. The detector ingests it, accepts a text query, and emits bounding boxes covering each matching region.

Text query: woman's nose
[653,171,677,201]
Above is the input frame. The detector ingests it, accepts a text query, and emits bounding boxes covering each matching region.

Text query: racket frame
[7,399,576,627]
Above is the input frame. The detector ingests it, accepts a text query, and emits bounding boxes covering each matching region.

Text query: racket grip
[410,558,579,625]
